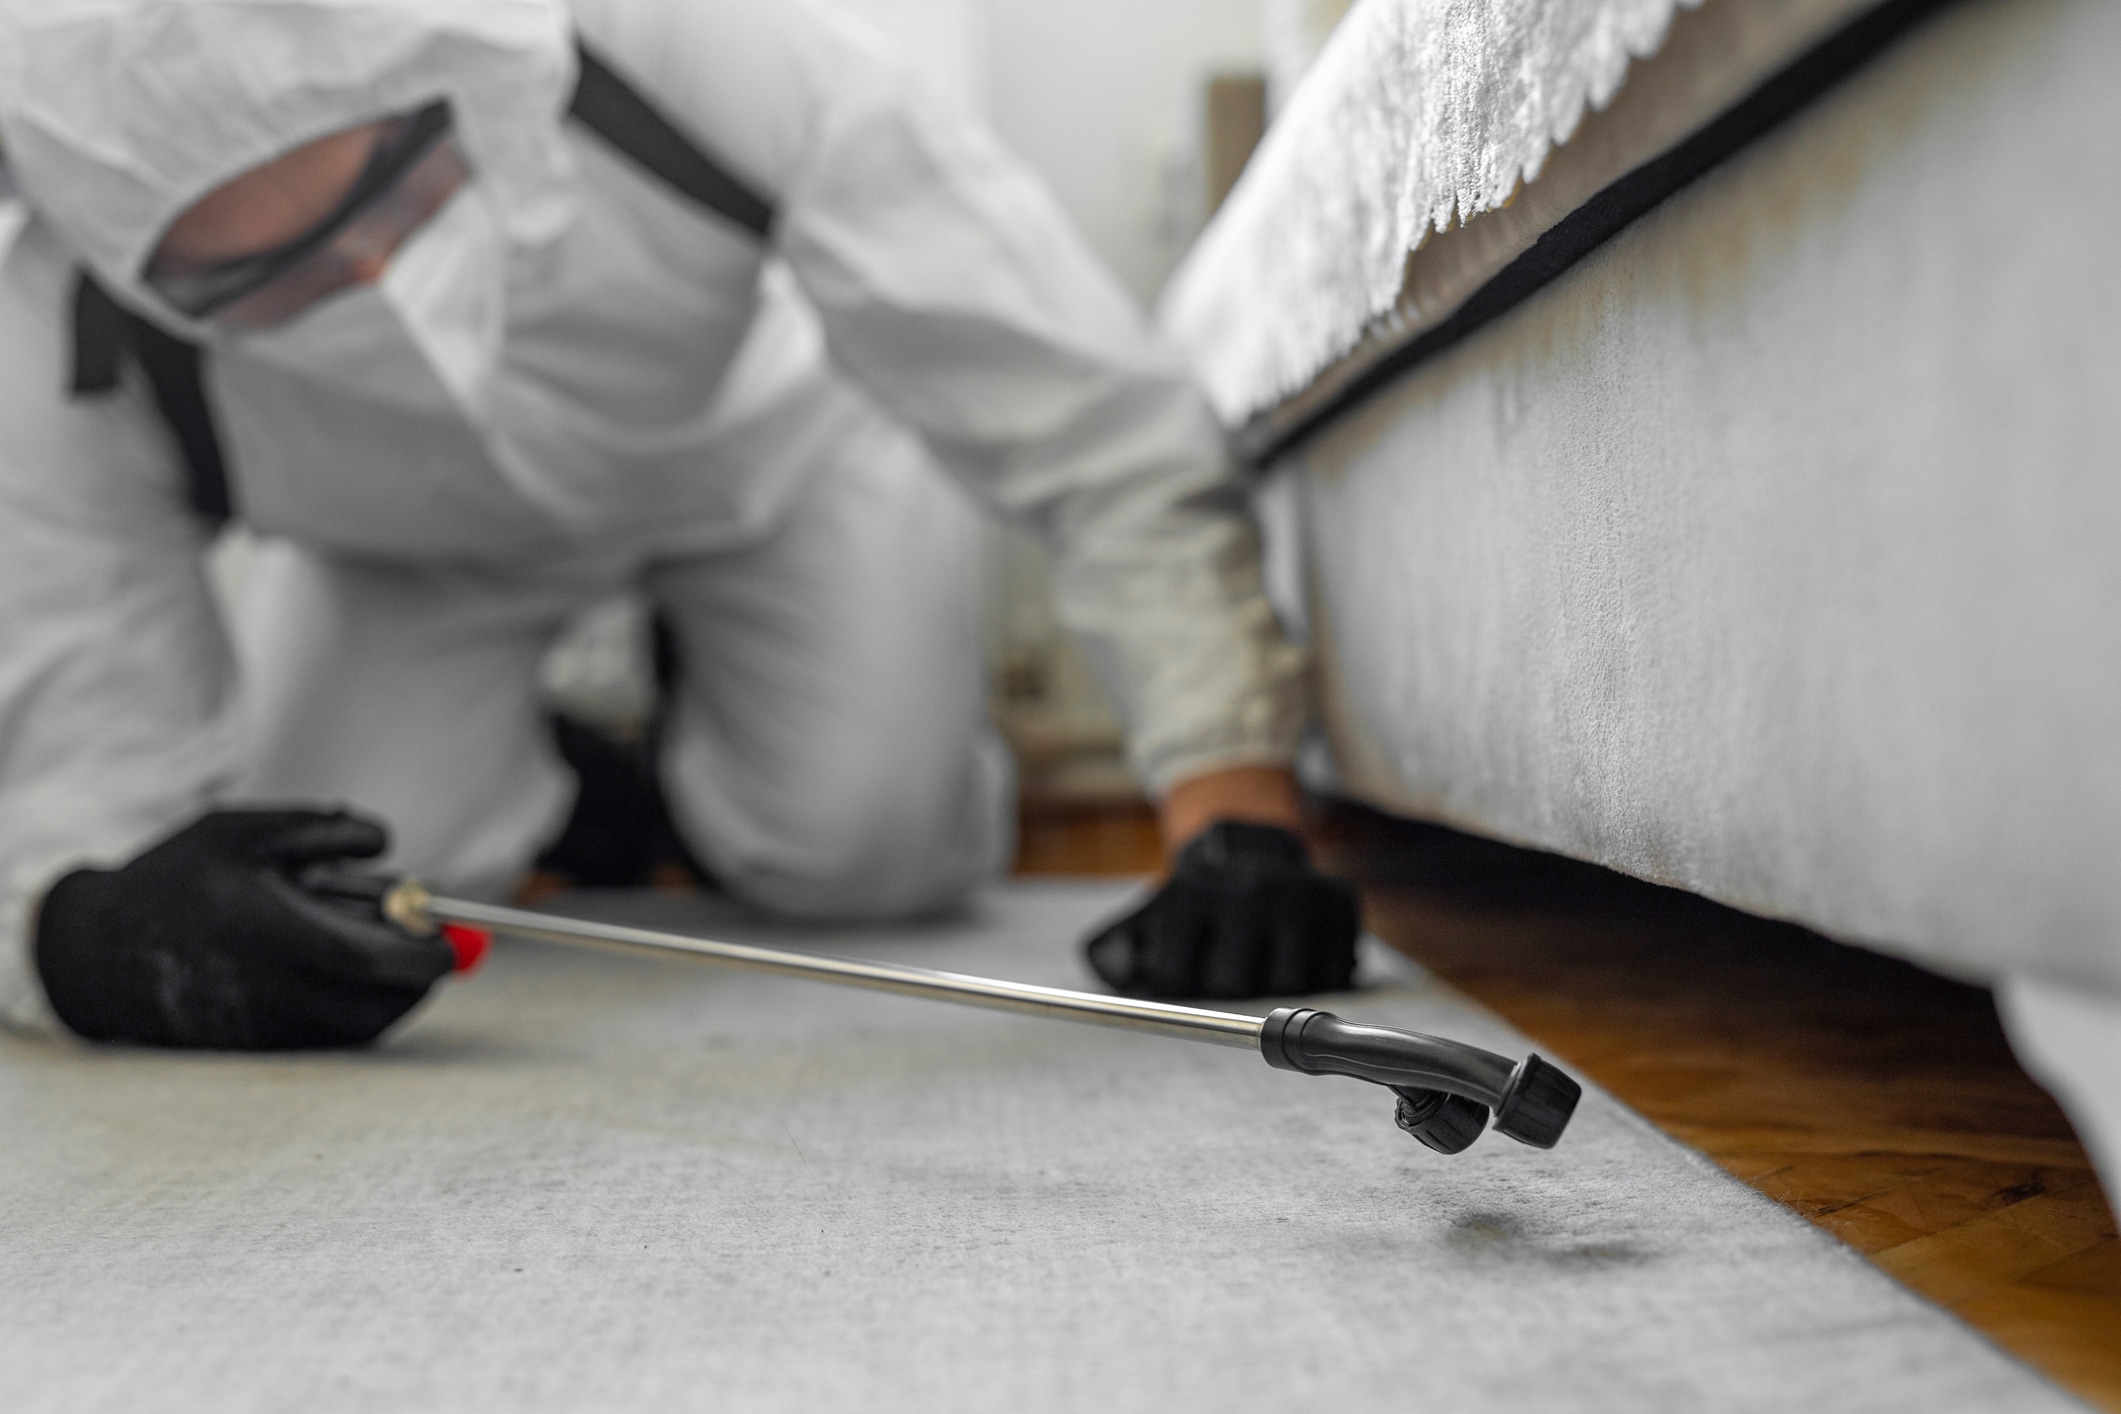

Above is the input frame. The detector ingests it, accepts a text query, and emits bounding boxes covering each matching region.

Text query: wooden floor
[1017,801,2121,1410]
[1013,801,1165,877]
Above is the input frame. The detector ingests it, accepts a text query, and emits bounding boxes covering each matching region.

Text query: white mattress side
[1288,0,2121,990]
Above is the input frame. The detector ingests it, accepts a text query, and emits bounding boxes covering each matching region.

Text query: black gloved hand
[34,809,453,1050]
[1082,820,1360,1001]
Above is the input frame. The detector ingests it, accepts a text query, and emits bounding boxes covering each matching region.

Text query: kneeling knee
[717,806,1004,921]
[710,774,1011,923]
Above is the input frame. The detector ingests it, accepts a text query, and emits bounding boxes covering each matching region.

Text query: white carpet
[0,882,2083,1411]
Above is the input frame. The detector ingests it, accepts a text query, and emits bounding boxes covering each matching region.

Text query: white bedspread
[1160,0,1897,428]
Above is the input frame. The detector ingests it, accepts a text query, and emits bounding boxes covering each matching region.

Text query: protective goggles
[145,101,464,326]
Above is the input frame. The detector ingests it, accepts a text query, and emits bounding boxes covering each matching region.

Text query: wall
[982,0,1263,304]
[834,0,1267,304]
[1260,0,1355,115]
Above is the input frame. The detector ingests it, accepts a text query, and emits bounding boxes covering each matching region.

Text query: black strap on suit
[65,39,774,526]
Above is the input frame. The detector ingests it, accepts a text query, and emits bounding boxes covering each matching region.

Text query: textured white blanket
[1162,0,1701,423]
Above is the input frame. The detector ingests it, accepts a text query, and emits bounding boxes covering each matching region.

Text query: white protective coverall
[0,0,1307,1032]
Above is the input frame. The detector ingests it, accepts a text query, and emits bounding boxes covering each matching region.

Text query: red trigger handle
[441,922,491,974]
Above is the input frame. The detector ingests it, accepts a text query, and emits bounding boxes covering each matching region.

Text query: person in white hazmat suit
[0,0,1359,1049]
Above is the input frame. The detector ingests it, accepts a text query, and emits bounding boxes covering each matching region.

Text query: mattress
[1166,0,2121,992]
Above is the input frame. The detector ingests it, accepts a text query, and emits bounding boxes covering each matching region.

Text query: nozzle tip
[1493,1054,1581,1148]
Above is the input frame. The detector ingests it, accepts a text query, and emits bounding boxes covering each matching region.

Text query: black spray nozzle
[1260,1007,1582,1152]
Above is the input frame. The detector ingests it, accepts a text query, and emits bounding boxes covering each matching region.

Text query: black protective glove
[1082,820,1360,1001]
[34,809,453,1050]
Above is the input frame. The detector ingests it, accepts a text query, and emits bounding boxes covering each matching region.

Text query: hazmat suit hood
[0,0,579,318]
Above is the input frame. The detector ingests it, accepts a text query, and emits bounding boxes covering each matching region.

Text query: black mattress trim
[1239,0,1966,468]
